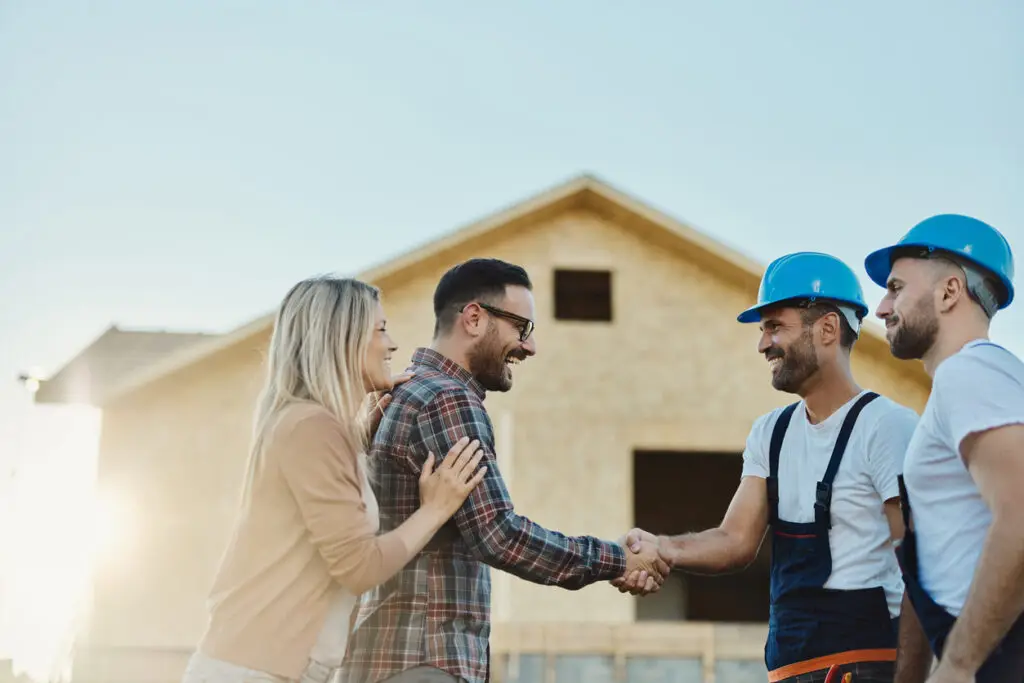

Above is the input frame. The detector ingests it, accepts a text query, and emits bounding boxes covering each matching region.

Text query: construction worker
[617,252,918,682]
[865,215,1024,683]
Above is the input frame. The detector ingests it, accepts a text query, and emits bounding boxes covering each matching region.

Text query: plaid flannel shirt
[342,347,626,683]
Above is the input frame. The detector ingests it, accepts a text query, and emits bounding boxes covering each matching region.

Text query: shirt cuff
[596,539,628,581]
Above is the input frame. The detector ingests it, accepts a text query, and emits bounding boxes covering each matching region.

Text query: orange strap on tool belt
[767,648,896,682]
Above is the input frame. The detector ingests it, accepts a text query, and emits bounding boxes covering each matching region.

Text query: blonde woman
[183,276,486,683]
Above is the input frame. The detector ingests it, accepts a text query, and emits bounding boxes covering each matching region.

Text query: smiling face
[466,285,537,392]
[756,305,822,394]
[362,300,398,392]
[874,257,941,360]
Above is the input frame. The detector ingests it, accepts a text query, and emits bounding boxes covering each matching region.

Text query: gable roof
[33,173,930,406]
[32,326,215,405]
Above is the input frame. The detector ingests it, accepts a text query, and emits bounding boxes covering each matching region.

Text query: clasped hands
[612,528,672,596]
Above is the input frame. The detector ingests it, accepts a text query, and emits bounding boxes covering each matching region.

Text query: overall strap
[815,391,880,528]
[767,402,800,525]
[897,474,912,529]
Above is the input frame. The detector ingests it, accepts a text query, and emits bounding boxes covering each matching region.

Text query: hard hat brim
[864,246,896,289]
[736,305,765,323]
[736,297,868,324]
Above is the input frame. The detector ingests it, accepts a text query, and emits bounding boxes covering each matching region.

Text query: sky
[0,0,1021,679]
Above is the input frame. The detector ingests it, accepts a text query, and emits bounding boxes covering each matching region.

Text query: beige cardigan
[197,402,407,679]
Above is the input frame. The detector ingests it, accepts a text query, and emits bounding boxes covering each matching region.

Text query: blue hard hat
[737,252,869,323]
[864,214,1015,309]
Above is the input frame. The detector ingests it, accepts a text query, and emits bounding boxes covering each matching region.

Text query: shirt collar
[410,347,486,400]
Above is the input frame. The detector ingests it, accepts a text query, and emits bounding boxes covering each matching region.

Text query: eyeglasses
[465,302,535,342]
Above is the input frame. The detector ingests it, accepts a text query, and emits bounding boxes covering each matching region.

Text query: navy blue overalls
[896,475,1024,681]
[765,392,898,680]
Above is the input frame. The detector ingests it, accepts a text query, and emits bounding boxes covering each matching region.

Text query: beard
[887,295,939,360]
[467,323,513,392]
[767,328,820,394]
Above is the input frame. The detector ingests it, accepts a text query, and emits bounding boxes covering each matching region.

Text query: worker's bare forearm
[940,516,1024,674]
[654,476,766,575]
[659,528,756,574]
[894,593,933,683]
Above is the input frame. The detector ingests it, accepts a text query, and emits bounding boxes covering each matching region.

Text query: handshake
[612,527,674,596]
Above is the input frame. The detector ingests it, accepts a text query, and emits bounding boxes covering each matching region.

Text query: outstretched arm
[647,475,770,577]
[416,389,668,590]
[658,475,770,573]
[613,475,769,593]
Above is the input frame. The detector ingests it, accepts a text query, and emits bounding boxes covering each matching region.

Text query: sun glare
[0,405,104,683]
[87,491,135,568]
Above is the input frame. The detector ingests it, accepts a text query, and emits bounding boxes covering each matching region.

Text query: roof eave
[94,313,275,406]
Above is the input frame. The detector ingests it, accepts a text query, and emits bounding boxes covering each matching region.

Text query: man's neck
[799,364,862,425]
[921,316,991,377]
[429,338,472,375]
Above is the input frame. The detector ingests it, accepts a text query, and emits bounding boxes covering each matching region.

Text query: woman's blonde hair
[242,276,380,501]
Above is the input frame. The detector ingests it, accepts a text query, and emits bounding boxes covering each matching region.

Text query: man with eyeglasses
[343,258,669,683]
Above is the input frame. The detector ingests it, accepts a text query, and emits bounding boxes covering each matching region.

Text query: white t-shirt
[902,339,1024,617]
[742,390,919,617]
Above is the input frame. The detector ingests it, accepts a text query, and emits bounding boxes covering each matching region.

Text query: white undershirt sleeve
[866,405,919,501]
[934,347,1024,460]
[741,412,773,479]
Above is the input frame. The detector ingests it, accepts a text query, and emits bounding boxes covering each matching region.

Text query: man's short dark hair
[799,301,859,350]
[433,258,532,337]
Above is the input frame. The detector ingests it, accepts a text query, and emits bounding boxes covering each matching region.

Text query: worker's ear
[938,271,968,314]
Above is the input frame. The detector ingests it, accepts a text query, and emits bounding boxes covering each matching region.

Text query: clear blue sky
[0,0,1021,675]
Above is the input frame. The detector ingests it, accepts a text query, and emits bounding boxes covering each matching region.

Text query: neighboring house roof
[32,326,215,405]
[32,173,930,406]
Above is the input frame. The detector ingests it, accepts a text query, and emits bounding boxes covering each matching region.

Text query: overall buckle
[814,481,832,528]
